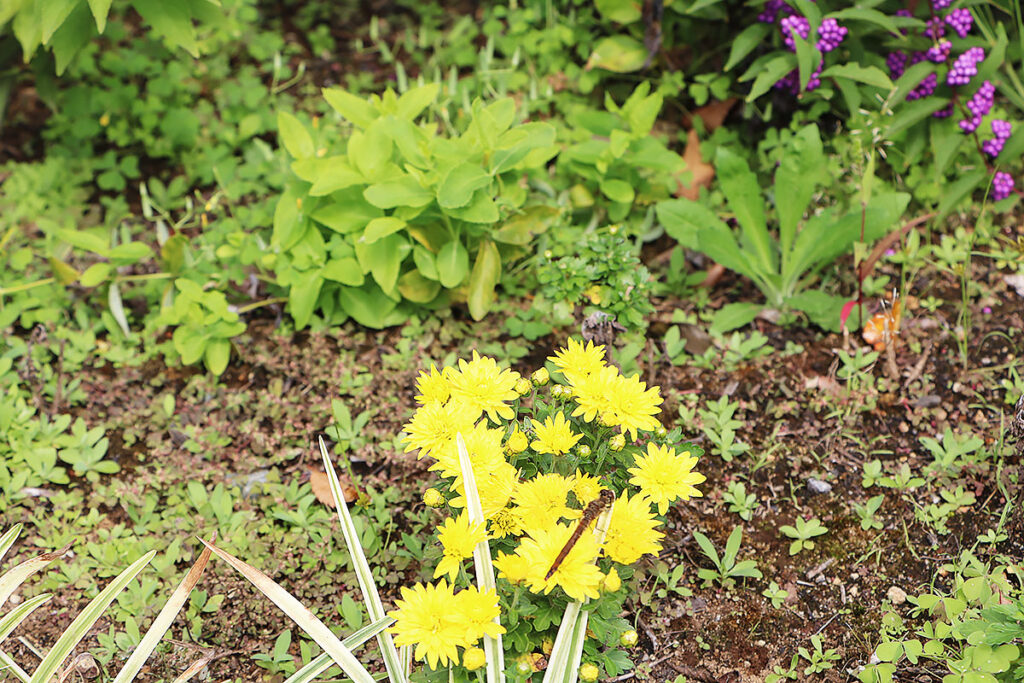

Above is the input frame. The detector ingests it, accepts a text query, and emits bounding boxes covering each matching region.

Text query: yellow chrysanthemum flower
[434,513,487,581]
[603,372,663,441]
[571,470,603,506]
[450,459,518,520]
[388,580,464,669]
[445,351,521,423]
[603,491,664,564]
[506,429,528,453]
[549,338,607,384]
[430,422,505,480]
[453,586,505,643]
[402,401,475,459]
[571,366,663,441]
[512,473,575,529]
[488,507,524,538]
[414,364,450,405]
[531,412,583,455]
[628,443,706,515]
[517,523,603,601]
[602,568,622,592]
[493,550,531,584]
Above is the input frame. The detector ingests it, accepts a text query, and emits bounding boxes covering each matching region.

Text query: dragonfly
[545,488,615,581]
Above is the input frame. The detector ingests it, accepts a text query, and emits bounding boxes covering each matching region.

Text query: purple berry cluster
[947,47,985,87]
[758,0,788,23]
[945,9,973,39]
[933,0,953,9]
[992,172,1015,201]
[981,119,1012,158]
[816,18,847,53]
[886,51,908,79]
[780,15,810,51]
[960,80,995,132]
[924,17,945,39]
[927,40,951,64]
[907,72,938,101]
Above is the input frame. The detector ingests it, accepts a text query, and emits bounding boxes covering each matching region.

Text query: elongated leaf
[0,650,30,682]
[322,88,377,129]
[0,594,52,645]
[820,64,893,90]
[744,54,796,102]
[775,124,824,263]
[0,525,21,567]
[317,438,403,683]
[282,617,395,683]
[199,541,376,683]
[111,542,214,683]
[724,23,771,71]
[456,433,505,683]
[937,168,987,221]
[715,147,775,276]
[467,240,501,321]
[278,112,315,159]
[29,551,156,683]
[108,282,131,336]
[691,531,721,568]
[0,543,70,609]
[86,0,113,32]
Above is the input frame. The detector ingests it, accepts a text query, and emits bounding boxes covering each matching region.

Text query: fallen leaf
[683,98,738,132]
[309,467,358,507]
[675,129,714,200]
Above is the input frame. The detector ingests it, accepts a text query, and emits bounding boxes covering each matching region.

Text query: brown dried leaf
[676,129,714,201]
[684,98,738,132]
[309,467,357,506]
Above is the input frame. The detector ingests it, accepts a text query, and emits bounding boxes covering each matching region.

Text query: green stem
[0,277,56,296]
[234,297,288,314]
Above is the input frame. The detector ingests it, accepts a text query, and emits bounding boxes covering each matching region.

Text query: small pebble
[887,586,907,604]
[807,478,832,494]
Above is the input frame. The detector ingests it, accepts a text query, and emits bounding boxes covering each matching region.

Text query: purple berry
[933,103,954,118]
[933,0,953,9]
[947,47,985,86]
[925,17,946,39]
[759,0,787,23]
[982,138,1005,158]
[992,172,1014,201]
[945,9,973,39]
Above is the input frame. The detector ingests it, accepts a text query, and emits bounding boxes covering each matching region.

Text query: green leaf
[395,83,439,120]
[204,339,231,376]
[745,54,796,102]
[354,233,410,294]
[364,177,433,209]
[278,112,315,159]
[50,3,95,75]
[288,270,324,330]
[830,7,903,36]
[599,178,635,204]
[397,270,441,303]
[585,35,647,73]
[412,245,439,280]
[436,240,469,289]
[715,147,774,275]
[131,0,199,56]
[467,240,501,320]
[108,282,130,335]
[725,23,772,71]
[937,168,987,221]
[493,206,560,245]
[273,191,307,250]
[886,97,946,138]
[361,217,406,244]
[309,157,364,196]
[444,191,499,224]
[438,164,491,209]
[595,0,641,23]
[322,258,364,286]
[80,263,112,287]
[109,241,153,264]
[820,63,893,90]
[86,0,113,32]
[310,195,381,235]
[348,124,392,180]
[322,87,377,129]
[793,35,819,92]
[787,290,847,332]
[776,124,824,260]
[339,284,400,329]
[709,302,763,334]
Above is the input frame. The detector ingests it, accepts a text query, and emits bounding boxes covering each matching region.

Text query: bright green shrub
[273,84,560,328]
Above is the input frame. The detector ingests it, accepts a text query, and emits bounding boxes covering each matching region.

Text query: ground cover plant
[0,0,1023,682]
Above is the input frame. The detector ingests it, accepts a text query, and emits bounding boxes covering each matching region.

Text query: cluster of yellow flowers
[388,339,705,669]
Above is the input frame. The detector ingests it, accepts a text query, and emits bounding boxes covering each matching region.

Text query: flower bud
[579,663,600,682]
[541,638,554,655]
[619,629,638,647]
[609,434,625,452]
[599,412,616,427]
[577,444,591,458]
[532,367,550,386]
[99,113,110,127]
[423,488,444,508]
[515,378,532,396]
[608,224,620,235]
[655,425,667,438]
[463,647,486,670]
[602,568,621,592]
[516,660,533,675]
[506,430,528,454]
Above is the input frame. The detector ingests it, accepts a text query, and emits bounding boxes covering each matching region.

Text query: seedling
[692,526,763,588]
[853,494,885,530]
[723,481,760,521]
[779,517,829,555]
